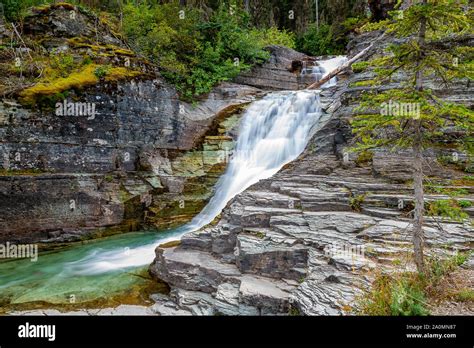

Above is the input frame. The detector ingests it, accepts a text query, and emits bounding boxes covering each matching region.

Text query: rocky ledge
[0,5,316,246]
[148,33,474,316]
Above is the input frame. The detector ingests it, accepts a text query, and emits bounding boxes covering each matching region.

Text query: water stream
[0,56,347,309]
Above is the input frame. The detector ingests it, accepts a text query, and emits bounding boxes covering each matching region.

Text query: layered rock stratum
[1,4,472,316]
[148,31,474,316]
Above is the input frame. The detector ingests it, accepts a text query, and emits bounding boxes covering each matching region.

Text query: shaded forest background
[0,0,392,98]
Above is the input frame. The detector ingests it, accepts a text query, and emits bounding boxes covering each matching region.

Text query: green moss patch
[19,64,141,105]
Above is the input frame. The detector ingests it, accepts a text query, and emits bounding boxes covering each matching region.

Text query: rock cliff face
[0,5,313,246]
[0,80,261,244]
[148,32,474,315]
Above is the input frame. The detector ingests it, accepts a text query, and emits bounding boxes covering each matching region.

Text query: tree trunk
[412,123,425,273]
[412,0,427,274]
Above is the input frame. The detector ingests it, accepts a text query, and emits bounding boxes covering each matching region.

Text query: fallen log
[306,32,387,90]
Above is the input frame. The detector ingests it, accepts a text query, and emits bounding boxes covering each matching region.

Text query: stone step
[149,247,241,293]
[236,233,308,281]
[361,207,403,219]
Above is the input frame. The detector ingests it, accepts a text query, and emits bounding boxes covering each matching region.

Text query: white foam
[68,57,347,275]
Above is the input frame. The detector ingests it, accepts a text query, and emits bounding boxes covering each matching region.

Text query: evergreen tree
[351,0,473,273]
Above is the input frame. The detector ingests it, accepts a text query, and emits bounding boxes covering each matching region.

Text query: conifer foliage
[351,0,473,273]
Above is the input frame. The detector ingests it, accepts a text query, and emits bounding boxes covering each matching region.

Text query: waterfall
[186,90,321,230]
[65,56,347,275]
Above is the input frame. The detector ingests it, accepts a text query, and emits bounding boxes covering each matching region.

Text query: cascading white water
[67,56,347,275]
[321,56,348,86]
[186,90,321,230]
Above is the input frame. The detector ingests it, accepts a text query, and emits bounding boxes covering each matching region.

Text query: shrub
[296,24,343,56]
[358,252,470,315]
[389,279,429,316]
[295,17,365,57]
[122,3,293,100]
[249,27,296,49]
[349,193,367,212]
[357,273,428,316]
[428,199,469,222]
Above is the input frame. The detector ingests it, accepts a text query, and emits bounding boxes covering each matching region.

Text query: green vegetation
[454,289,474,302]
[358,252,470,315]
[349,193,367,212]
[48,52,75,78]
[94,65,111,79]
[296,24,344,56]
[158,240,181,248]
[351,61,370,73]
[428,199,469,222]
[358,272,428,316]
[350,0,473,273]
[0,168,52,175]
[19,64,141,105]
[458,200,472,208]
[104,174,114,182]
[288,305,301,316]
[296,17,367,56]
[355,150,374,165]
[1,1,383,100]
[349,79,378,88]
[122,2,294,100]
[252,231,266,239]
[425,182,469,196]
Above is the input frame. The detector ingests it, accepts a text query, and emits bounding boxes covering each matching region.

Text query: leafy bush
[296,24,342,56]
[358,273,428,316]
[295,17,365,56]
[122,3,293,100]
[1,0,24,21]
[389,279,429,316]
[249,27,296,49]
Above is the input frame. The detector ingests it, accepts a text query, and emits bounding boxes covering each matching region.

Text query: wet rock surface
[148,33,473,316]
[2,6,472,315]
[0,80,261,244]
[0,6,268,244]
